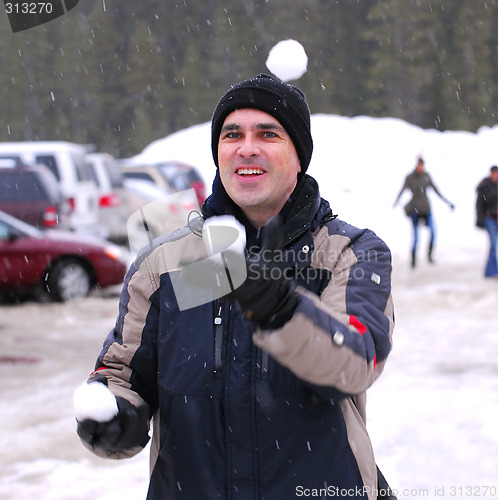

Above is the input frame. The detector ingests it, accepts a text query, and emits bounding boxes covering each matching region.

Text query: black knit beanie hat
[211,74,313,176]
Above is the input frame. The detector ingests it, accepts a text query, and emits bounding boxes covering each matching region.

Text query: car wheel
[46,259,92,302]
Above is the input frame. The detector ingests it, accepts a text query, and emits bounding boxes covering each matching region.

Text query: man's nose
[237,135,260,157]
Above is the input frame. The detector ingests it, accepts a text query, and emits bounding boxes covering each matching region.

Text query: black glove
[76,377,150,455]
[476,218,485,229]
[230,216,298,329]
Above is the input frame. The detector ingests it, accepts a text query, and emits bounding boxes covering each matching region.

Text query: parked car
[119,161,206,207]
[86,152,130,244]
[0,162,71,229]
[122,177,171,213]
[123,178,200,254]
[0,142,107,238]
[0,210,128,302]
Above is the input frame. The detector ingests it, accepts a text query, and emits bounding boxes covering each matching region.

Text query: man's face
[491,170,498,183]
[217,108,301,227]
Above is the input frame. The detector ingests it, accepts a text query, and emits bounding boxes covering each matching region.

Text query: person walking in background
[74,74,396,499]
[476,165,498,279]
[393,156,454,268]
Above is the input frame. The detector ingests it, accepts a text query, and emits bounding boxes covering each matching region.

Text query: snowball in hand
[73,381,119,422]
[266,39,308,82]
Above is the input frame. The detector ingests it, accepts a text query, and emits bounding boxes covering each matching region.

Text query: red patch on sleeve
[349,314,367,335]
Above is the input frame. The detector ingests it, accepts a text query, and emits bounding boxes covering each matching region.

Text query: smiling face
[217,108,301,228]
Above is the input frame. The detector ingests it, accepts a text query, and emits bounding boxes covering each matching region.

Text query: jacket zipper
[214,299,224,372]
[215,299,270,378]
[261,349,269,377]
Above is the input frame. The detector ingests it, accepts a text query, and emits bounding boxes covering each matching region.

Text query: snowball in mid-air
[73,380,119,422]
[265,39,308,82]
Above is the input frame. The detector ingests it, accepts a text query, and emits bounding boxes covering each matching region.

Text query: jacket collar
[202,172,333,249]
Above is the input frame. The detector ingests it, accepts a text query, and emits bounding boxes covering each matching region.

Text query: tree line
[1,0,497,159]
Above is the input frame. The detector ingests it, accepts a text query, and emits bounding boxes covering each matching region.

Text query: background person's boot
[428,244,434,264]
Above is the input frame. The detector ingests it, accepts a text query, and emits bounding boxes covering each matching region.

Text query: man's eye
[262,131,277,138]
[224,132,240,139]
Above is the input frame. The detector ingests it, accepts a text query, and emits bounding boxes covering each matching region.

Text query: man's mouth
[236,168,265,176]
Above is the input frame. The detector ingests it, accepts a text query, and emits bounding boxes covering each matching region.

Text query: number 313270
[5,3,54,14]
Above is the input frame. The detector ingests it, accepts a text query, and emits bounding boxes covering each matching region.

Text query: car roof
[0,141,89,153]
[0,164,62,198]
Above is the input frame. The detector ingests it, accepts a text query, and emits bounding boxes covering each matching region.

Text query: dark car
[0,210,129,302]
[0,162,70,229]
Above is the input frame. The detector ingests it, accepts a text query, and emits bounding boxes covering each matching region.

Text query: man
[476,165,498,278]
[393,156,454,268]
[76,74,395,499]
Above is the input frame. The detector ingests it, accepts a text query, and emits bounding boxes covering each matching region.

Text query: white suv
[0,141,107,238]
[86,152,131,244]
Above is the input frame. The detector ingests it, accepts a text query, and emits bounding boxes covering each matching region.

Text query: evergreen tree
[364,0,442,128]
[437,1,495,130]
[1,0,498,157]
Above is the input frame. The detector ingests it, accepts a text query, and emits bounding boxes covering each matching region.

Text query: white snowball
[202,215,246,256]
[73,381,119,422]
[265,39,308,82]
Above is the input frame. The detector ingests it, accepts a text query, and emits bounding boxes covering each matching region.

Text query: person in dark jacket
[75,75,396,500]
[476,165,498,278]
[393,157,454,268]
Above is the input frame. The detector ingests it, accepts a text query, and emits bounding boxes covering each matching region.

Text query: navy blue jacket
[87,175,394,500]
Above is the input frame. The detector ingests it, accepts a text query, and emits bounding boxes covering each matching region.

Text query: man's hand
[230,216,298,329]
[75,377,150,455]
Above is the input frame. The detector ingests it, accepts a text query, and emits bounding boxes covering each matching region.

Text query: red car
[0,210,129,302]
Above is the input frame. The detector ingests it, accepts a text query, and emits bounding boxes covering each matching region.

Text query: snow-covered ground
[1,114,498,499]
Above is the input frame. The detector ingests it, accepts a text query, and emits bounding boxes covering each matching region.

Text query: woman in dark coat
[394,157,454,268]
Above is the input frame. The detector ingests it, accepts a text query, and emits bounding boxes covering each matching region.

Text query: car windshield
[103,158,125,188]
[73,154,95,182]
[122,171,155,184]
[0,220,10,239]
[123,178,168,199]
[35,154,59,180]
[157,163,202,192]
[0,211,43,238]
